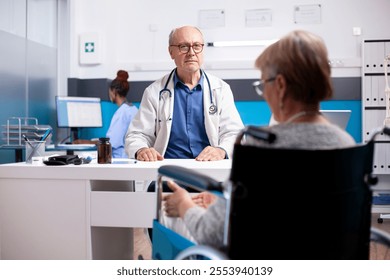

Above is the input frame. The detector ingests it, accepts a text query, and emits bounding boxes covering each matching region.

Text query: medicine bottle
[97,137,112,164]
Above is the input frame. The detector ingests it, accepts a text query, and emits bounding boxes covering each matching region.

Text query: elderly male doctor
[125,25,244,162]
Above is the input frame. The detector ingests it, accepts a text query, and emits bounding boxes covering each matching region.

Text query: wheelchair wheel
[175,245,228,260]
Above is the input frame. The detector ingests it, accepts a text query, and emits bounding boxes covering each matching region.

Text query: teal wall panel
[235,100,362,143]
[81,100,362,144]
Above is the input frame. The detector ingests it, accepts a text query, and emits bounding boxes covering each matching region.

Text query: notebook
[320,110,351,129]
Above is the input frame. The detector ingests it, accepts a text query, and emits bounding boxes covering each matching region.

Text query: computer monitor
[320,110,351,129]
[56,96,103,140]
[268,109,351,129]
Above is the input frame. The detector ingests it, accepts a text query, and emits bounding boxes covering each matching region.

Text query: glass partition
[0,0,58,163]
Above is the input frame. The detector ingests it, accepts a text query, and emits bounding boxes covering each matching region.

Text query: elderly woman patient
[162,29,356,248]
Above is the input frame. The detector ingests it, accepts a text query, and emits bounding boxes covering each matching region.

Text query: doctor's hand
[195,146,226,161]
[136,147,164,161]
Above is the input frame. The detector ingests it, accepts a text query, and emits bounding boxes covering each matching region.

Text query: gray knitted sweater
[183,123,355,247]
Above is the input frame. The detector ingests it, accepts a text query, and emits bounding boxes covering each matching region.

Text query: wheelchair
[152,125,390,260]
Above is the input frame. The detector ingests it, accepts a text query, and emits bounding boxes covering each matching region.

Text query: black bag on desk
[43,155,82,166]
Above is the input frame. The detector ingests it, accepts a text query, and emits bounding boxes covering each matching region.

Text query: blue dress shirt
[164,73,210,158]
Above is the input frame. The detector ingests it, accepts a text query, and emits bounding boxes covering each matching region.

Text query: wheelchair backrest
[227,141,374,260]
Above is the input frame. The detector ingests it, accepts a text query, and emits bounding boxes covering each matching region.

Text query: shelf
[1,117,51,146]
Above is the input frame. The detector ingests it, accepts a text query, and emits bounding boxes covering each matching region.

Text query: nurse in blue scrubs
[74,70,138,158]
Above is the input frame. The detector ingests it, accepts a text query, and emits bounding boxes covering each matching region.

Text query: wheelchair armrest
[235,125,276,144]
[158,165,223,193]
[245,125,276,143]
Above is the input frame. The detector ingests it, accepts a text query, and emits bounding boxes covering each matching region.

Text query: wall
[2,1,389,162]
[67,0,390,82]
[65,0,388,143]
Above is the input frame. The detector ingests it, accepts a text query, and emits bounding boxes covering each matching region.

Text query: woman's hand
[191,192,217,208]
[163,181,196,217]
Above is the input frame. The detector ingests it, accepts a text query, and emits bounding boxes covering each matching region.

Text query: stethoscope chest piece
[209,104,217,115]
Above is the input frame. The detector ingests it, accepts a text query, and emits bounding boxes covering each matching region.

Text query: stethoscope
[158,69,217,122]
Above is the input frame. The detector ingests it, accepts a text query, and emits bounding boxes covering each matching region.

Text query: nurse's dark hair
[110,70,129,97]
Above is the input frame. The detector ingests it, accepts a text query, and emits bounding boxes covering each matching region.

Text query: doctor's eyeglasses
[170,43,204,54]
[252,77,276,96]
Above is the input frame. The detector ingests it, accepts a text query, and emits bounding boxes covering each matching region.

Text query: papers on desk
[112,158,137,164]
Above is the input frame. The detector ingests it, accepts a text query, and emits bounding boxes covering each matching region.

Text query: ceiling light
[207,39,278,47]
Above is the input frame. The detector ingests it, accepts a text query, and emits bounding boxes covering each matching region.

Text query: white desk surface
[0,159,232,182]
[0,159,232,259]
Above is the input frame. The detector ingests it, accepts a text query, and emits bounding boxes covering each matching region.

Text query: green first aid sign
[85,42,95,53]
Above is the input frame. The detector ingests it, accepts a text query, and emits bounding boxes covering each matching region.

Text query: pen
[22,134,34,148]
[40,128,52,141]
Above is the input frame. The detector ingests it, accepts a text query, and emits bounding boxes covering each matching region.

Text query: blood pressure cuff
[43,155,82,166]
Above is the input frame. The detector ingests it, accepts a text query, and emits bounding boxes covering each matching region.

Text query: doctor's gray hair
[168,26,204,45]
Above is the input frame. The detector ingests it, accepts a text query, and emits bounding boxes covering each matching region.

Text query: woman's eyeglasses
[252,77,276,96]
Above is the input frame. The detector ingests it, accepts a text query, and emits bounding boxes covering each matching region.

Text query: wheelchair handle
[158,165,223,193]
[369,125,390,142]
[235,125,276,144]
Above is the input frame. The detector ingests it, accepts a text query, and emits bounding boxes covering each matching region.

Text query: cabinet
[362,39,390,216]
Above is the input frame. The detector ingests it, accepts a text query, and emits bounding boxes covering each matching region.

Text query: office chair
[152,125,390,260]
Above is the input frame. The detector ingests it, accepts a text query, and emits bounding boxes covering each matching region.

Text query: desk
[0,159,231,259]
[0,144,97,162]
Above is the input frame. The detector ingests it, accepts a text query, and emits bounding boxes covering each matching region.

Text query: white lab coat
[125,71,244,159]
